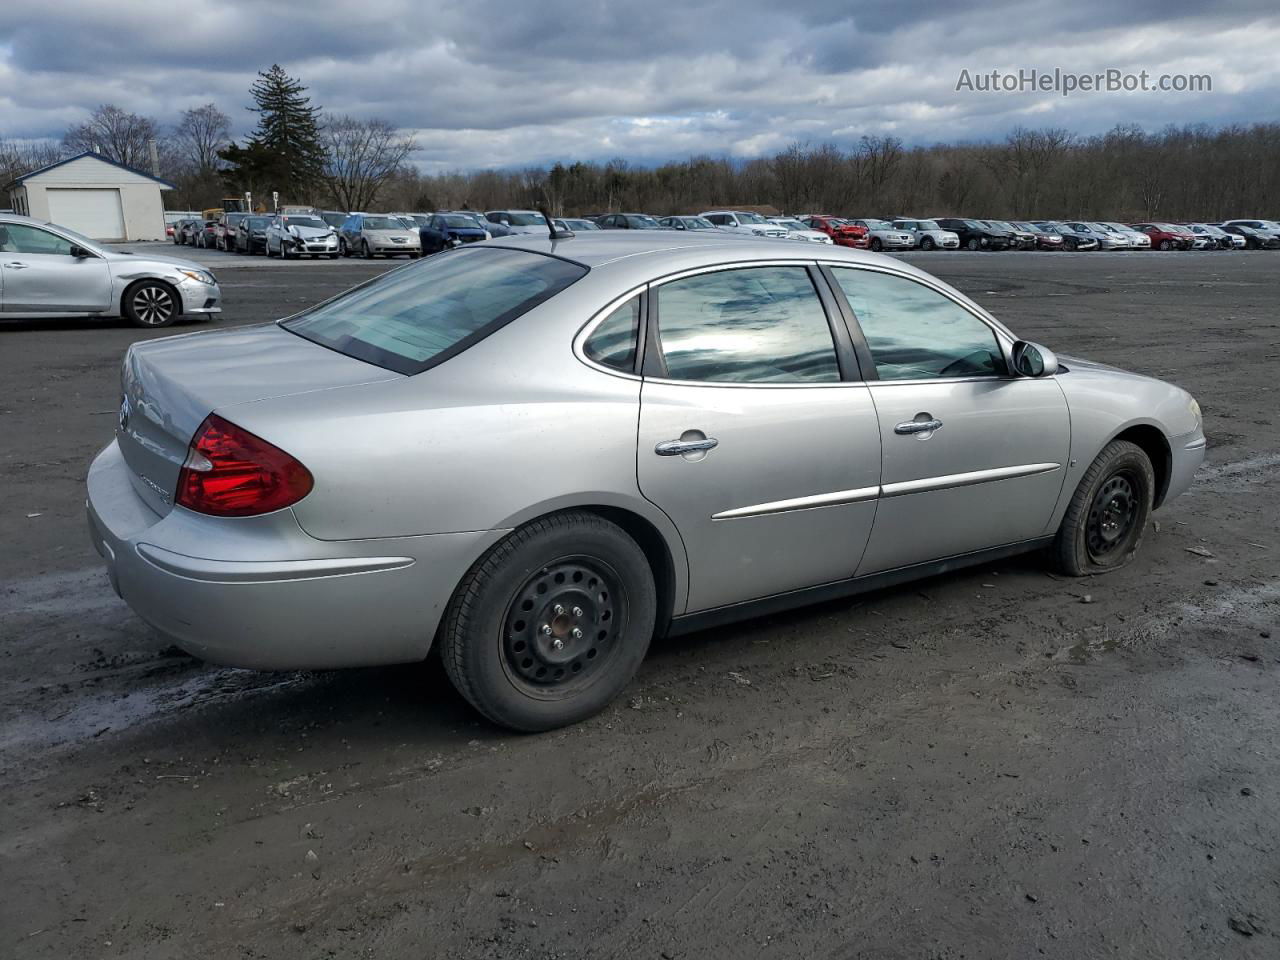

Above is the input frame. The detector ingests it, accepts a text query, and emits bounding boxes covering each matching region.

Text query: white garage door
[46,188,126,240]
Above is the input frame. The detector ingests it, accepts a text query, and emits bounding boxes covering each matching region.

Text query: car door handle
[4,261,29,269]
[895,418,943,435]
[655,437,719,456]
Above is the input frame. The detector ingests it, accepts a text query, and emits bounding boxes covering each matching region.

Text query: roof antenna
[540,206,574,240]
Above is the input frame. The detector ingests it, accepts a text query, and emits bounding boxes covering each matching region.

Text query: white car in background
[699,211,789,238]
[768,217,833,243]
[1064,222,1131,250]
[1186,223,1242,249]
[846,219,915,252]
[484,210,550,236]
[891,218,960,250]
[265,212,340,259]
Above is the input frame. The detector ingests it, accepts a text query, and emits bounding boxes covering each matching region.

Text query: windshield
[629,215,662,229]
[564,219,600,230]
[686,217,715,229]
[1090,223,1115,233]
[247,217,270,229]
[916,220,941,230]
[284,248,588,376]
[737,212,768,224]
[283,216,326,229]
[507,212,548,226]
[774,219,807,231]
[320,212,347,227]
[861,219,888,229]
[362,216,403,230]
[441,214,481,228]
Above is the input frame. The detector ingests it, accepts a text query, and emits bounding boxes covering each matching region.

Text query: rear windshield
[282,248,588,375]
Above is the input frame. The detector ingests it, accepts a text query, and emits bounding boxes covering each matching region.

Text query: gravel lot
[2,249,1277,959]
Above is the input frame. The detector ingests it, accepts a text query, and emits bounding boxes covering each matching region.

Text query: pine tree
[245,64,327,198]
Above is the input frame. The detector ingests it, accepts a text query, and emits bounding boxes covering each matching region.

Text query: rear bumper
[86,439,504,669]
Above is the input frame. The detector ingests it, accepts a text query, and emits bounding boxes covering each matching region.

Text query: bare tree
[63,104,160,168]
[174,103,231,173]
[0,138,63,184]
[321,115,417,211]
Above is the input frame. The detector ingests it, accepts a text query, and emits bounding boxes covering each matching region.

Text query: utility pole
[148,138,159,177]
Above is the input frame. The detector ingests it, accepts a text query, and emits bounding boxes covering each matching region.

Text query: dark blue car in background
[418,212,491,254]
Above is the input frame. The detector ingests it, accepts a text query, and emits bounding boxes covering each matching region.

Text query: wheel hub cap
[1087,473,1137,559]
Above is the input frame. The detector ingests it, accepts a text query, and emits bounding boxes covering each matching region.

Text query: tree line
[2,62,1277,221]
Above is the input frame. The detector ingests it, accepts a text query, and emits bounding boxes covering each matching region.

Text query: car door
[0,222,111,313]
[636,263,882,613]
[823,264,1071,575]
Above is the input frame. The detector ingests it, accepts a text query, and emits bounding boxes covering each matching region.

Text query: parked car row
[170,208,1280,260]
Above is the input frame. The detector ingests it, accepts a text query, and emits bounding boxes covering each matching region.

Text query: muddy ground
[1,250,1277,959]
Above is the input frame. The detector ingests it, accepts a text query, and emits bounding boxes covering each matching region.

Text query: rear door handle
[655,437,719,456]
[4,262,29,269]
[895,418,943,435]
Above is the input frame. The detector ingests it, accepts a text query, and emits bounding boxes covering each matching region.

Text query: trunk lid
[116,323,400,515]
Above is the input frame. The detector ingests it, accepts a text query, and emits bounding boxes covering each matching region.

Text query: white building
[6,151,174,241]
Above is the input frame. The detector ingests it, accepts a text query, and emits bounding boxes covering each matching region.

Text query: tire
[122,280,179,328]
[1053,440,1155,577]
[869,237,883,252]
[361,240,375,259]
[409,252,421,259]
[1159,239,1171,251]
[966,237,980,251]
[339,238,349,257]
[921,236,935,251]
[280,243,292,260]
[439,511,658,732]
[328,253,339,260]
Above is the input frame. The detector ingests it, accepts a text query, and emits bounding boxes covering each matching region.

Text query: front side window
[655,267,839,384]
[284,248,588,376]
[0,223,73,255]
[830,268,1006,381]
[583,295,640,372]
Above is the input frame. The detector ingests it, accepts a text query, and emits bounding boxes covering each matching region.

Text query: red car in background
[1129,222,1194,250]
[802,215,869,248]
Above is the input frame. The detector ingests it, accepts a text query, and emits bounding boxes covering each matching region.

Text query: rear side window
[584,295,640,372]
[284,248,587,375]
[654,267,839,383]
[830,268,1006,381]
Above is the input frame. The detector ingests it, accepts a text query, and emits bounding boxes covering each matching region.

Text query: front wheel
[362,240,374,259]
[122,280,179,328]
[920,236,935,251]
[439,511,657,732]
[869,237,882,252]
[1053,440,1155,576]
[966,237,980,251]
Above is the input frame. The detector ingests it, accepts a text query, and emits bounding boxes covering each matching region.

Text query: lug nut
[540,624,552,636]
[572,606,584,617]
[551,638,565,650]
[571,627,583,640]
[553,604,565,615]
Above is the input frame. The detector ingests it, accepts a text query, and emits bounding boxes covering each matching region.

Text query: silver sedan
[87,232,1204,730]
[0,214,221,326]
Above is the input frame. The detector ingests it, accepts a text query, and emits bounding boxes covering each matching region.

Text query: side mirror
[70,244,93,258]
[1011,340,1058,378]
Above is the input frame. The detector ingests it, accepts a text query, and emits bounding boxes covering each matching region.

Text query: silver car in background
[87,232,1203,731]
[768,217,834,243]
[484,210,550,235]
[847,219,915,252]
[265,213,340,259]
[337,213,422,259]
[0,213,220,327]
[699,211,789,238]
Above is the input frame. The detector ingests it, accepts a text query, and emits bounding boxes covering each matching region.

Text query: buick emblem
[118,395,131,432]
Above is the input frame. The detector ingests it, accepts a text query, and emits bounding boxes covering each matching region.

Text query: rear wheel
[439,511,657,732]
[1053,440,1155,576]
[122,280,179,328]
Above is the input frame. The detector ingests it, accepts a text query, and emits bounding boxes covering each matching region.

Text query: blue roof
[7,151,176,189]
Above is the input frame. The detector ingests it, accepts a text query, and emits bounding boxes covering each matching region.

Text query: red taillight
[176,414,313,517]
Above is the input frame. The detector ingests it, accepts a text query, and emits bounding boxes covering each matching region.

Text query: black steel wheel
[440,511,657,731]
[122,280,178,328]
[1054,440,1154,576]
[501,557,624,694]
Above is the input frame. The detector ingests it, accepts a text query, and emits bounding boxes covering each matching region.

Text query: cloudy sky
[1,0,1277,171]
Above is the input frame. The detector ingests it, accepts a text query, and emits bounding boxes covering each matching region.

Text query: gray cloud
[1,0,1276,171]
